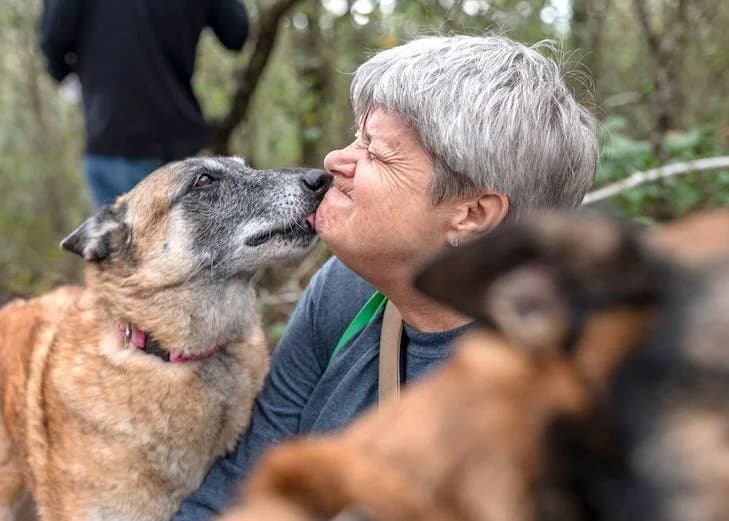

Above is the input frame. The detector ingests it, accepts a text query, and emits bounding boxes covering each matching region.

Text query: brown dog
[0,157,331,520]
[219,210,729,521]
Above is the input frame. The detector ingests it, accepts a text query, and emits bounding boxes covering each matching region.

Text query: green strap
[329,291,387,363]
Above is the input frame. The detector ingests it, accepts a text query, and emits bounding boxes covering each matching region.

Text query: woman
[174,34,597,520]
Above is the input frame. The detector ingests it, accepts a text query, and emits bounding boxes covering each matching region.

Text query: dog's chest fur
[14,291,269,520]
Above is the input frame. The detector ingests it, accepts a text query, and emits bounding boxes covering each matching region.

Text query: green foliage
[596,117,729,221]
[0,0,87,301]
[0,0,728,310]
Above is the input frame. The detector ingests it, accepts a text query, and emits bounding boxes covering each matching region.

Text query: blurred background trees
[1,0,727,337]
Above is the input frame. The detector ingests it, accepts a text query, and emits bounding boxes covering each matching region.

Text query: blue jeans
[83,154,168,209]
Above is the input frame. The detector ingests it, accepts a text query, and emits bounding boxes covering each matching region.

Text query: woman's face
[316,108,456,279]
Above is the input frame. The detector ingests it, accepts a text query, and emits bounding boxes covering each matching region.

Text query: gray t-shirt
[173,257,471,520]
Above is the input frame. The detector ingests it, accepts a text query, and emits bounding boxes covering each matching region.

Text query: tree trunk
[633,0,689,163]
[293,5,333,167]
[211,0,304,155]
[571,0,611,88]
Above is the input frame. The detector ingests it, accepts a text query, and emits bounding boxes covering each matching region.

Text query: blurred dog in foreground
[0,157,331,520]
[220,210,729,521]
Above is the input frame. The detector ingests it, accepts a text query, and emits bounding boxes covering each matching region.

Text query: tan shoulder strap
[378,300,403,405]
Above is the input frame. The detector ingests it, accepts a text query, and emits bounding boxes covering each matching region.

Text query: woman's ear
[449,191,509,241]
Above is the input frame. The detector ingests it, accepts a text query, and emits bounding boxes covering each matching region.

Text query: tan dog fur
[0,158,327,521]
[219,210,729,521]
[0,287,267,521]
[220,312,653,521]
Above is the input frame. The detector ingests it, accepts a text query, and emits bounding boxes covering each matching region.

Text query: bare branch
[632,0,660,58]
[259,291,306,307]
[211,0,303,154]
[602,91,643,109]
[582,156,729,205]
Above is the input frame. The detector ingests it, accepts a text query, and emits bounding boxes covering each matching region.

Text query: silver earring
[449,236,459,248]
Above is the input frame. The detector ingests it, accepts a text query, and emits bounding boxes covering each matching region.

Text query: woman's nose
[323,146,357,178]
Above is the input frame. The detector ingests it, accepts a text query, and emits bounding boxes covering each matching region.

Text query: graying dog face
[166,157,331,275]
[61,156,332,282]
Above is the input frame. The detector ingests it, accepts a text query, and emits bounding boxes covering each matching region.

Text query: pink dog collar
[118,322,228,363]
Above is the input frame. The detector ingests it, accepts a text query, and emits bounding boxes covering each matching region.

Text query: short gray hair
[351,35,598,218]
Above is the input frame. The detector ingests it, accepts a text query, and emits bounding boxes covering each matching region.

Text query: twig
[211,0,303,154]
[602,91,643,109]
[260,291,306,306]
[582,156,729,205]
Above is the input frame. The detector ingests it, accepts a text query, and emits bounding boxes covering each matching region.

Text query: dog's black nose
[302,170,333,195]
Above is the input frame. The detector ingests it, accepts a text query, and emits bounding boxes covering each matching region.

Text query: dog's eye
[194,174,214,188]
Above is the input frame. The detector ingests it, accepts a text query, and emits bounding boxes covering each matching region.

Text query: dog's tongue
[305,213,317,231]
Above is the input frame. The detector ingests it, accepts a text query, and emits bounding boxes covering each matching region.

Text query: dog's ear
[61,203,129,261]
[415,211,665,352]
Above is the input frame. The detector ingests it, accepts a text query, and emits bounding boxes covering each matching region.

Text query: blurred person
[39,0,249,208]
[173,34,598,520]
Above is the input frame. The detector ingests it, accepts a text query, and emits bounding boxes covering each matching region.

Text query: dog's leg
[0,417,29,521]
[0,298,44,521]
[243,440,456,521]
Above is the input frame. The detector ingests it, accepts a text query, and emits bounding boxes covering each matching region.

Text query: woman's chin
[315,219,345,249]
[315,219,354,259]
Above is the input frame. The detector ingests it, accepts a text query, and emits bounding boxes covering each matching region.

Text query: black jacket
[40,0,248,159]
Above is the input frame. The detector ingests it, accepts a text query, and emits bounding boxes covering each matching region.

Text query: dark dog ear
[415,223,541,323]
[60,204,129,261]
[415,212,664,349]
